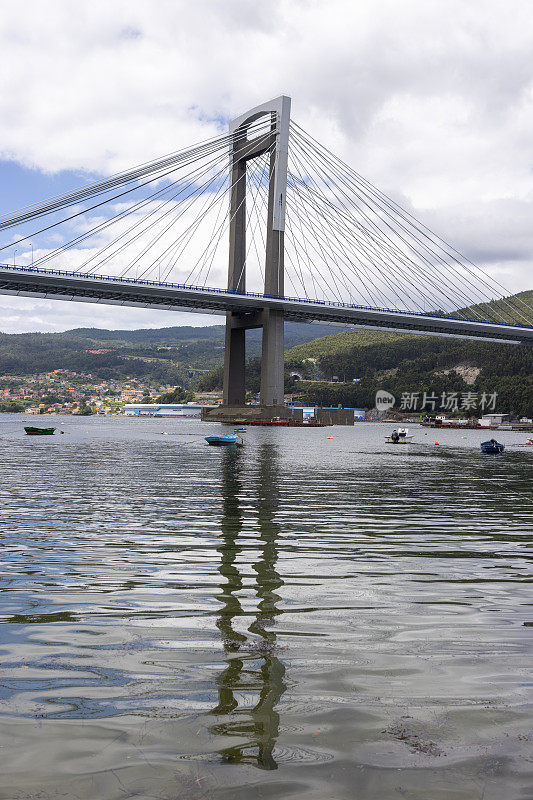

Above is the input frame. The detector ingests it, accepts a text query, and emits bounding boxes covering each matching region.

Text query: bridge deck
[0,265,531,344]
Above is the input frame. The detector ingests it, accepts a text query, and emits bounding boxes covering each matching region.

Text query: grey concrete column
[260,145,285,406]
[260,309,284,406]
[222,154,246,406]
[223,322,246,405]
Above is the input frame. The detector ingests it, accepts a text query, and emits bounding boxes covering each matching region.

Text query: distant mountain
[47,321,347,349]
[284,331,533,417]
[0,321,348,383]
[52,325,227,344]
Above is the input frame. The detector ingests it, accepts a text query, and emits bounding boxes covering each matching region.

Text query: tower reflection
[211,442,286,770]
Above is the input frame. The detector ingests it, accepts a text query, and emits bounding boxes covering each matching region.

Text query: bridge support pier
[222,322,246,406]
[260,311,284,407]
[222,307,285,408]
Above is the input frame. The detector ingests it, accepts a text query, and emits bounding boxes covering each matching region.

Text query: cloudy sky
[1,0,532,333]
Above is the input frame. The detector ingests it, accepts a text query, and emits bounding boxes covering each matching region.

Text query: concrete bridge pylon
[222,96,291,410]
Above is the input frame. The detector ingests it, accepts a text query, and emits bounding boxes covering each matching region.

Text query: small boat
[234,427,246,432]
[24,426,55,436]
[205,434,243,446]
[385,427,413,444]
[481,439,504,454]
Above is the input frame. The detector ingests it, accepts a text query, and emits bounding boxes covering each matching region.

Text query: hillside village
[0,370,179,415]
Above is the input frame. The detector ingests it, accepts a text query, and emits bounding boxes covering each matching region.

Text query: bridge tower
[222,96,290,409]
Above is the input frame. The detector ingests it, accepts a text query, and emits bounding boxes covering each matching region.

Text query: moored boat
[24,426,55,436]
[385,427,413,444]
[205,433,243,446]
[481,439,504,454]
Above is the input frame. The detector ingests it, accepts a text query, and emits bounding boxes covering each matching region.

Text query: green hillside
[286,289,533,365]
[284,327,533,417]
[197,291,533,416]
[0,322,346,385]
[1,292,531,415]
[456,289,533,325]
[285,329,412,362]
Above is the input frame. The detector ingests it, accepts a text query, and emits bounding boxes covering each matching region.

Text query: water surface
[0,415,531,799]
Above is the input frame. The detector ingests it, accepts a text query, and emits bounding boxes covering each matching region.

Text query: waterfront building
[479,413,511,427]
[123,403,216,417]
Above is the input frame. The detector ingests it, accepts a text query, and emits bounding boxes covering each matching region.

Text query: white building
[123,403,215,417]
[479,413,510,427]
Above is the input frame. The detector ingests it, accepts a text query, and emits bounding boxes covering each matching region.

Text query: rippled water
[0,414,531,799]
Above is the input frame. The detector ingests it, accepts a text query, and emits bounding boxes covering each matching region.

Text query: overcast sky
[1,0,532,333]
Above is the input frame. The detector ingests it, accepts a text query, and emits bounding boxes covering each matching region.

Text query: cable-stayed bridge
[0,96,532,408]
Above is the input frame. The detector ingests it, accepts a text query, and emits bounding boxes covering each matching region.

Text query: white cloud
[0,0,532,331]
[0,295,221,334]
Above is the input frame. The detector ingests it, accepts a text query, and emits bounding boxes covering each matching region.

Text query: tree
[0,399,26,413]
[156,385,194,403]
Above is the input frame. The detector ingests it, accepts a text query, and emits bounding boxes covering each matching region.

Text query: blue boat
[481,439,504,454]
[205,433,242,446]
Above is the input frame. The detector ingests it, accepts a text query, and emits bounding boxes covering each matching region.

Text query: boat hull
[24,427,55,435]
[205,434,240,446]
[481,440,504,453]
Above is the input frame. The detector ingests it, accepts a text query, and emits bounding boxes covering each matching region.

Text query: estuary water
[0,414,531,800]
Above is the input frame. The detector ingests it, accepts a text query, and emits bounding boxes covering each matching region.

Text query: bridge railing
[1,264,531,331]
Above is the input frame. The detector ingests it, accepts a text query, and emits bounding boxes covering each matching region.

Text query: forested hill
[283,329,533,417]
[457,289,533,325]
[278,290,533,417]
[0,322,346,383]
[196,290,533,416]
[2,292,532,415]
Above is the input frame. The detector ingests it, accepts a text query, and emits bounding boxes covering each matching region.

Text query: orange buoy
[434,441,439,446]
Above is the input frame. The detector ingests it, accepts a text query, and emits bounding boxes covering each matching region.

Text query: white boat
[385,427,414,443]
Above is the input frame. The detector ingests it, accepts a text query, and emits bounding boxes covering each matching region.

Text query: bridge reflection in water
[211,443,286,770]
